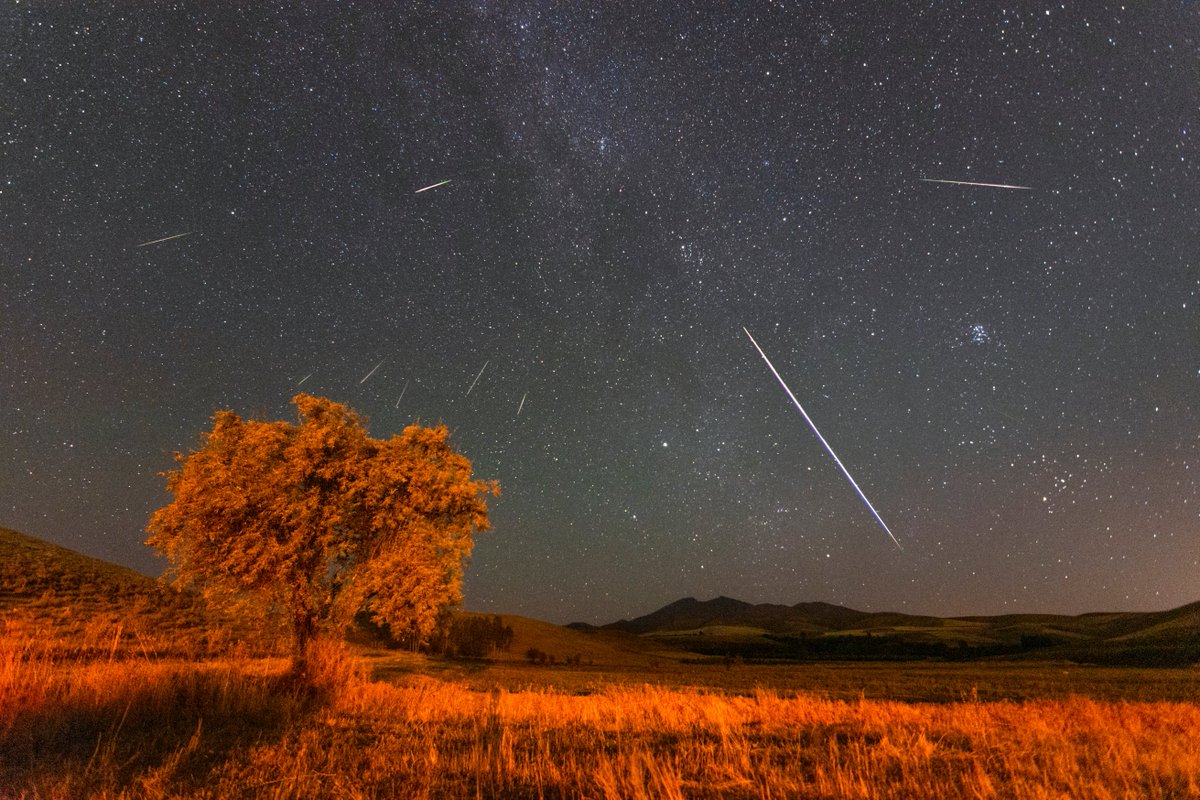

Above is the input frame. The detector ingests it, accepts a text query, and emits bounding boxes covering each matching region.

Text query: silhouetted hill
[603,595,1200,666]
[608,596,785,634]
[607,596,867,636]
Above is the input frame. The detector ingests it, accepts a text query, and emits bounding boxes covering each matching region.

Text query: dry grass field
[4,527,1200,798]
[381,611,1200,704]
[4,620,1200,799]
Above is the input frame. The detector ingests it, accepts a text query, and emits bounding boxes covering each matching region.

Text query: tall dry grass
[2,622,1198,799]
[316,679,1200,799]
[1,622,299,796]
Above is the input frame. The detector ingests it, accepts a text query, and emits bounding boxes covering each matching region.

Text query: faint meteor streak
[743,327,903,550]
[136,231,193,247]
[517,390,528,416]
[920,178,1033,191]
[465,360,489,396]
[359,360,384,384]
[395,380,409,408]
[414,179,451,193]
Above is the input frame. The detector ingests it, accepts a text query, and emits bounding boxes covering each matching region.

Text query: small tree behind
[146,394,498,677]
[430,614,515,658]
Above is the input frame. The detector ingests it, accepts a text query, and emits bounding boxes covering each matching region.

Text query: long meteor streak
[466,360,488,396]
[395,380,409,408]
[359,360,384,384]
[517,390,528,416]
[414,179,451,193]
[743,327,902,550]
[136,231,193,247]
[920,178,1033,190]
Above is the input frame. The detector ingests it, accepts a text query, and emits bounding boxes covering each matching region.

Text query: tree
[435,614,515,658]
[146,394,498,676]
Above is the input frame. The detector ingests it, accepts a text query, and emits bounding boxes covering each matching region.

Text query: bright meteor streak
[743,327,903,550]
[466,360,488,396]
[135,231,193,247]
[359,360,384,384]
[414,179,451,193]
[920,178,1033,190]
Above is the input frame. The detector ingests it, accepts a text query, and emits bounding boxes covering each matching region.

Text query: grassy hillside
[1,526,160,599]
[1,526,184,636]
[488,612,684,668]
[0,526,285,657]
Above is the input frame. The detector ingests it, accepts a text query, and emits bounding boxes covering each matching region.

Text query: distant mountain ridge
[598,595,1200,666]
[601,596,865,636]
[601,596,964,635]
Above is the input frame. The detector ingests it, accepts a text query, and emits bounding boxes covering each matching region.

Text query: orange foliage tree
[146,394,498,671]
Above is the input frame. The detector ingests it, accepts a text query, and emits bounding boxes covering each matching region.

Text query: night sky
[4,3,1198,624]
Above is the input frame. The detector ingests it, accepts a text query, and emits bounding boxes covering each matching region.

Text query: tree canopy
[146,394,498,667]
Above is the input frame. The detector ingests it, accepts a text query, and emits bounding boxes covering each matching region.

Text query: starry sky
[4,3,1198,625]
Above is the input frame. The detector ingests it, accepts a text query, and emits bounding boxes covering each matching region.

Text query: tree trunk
[291,609,319,682]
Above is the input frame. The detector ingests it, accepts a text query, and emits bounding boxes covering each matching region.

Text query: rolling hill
[0,526,285,656]
[465,611,688,669]
[1,525,178,617]
[601,595,1200,666]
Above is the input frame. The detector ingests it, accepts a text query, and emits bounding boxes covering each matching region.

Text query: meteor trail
[465,360,488,396]
[136,231,193,247]
[920,178,1033,191]
[359,360,384,384]
[415,179,451,193]
[395,380,409,408]
[517,390,528,416]
[743,327,903,550]
[297,372,313,386]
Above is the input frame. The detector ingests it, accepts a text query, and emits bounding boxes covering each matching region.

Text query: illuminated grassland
[4,626,1200,799]
[4,527,1199,798]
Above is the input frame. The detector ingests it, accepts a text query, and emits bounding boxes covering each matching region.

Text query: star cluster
[3,3,1197,623]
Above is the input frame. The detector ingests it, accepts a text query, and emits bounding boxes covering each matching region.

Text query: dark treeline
[427,615,515,659]
[677,632,1200,667]
[355,613,515,659]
